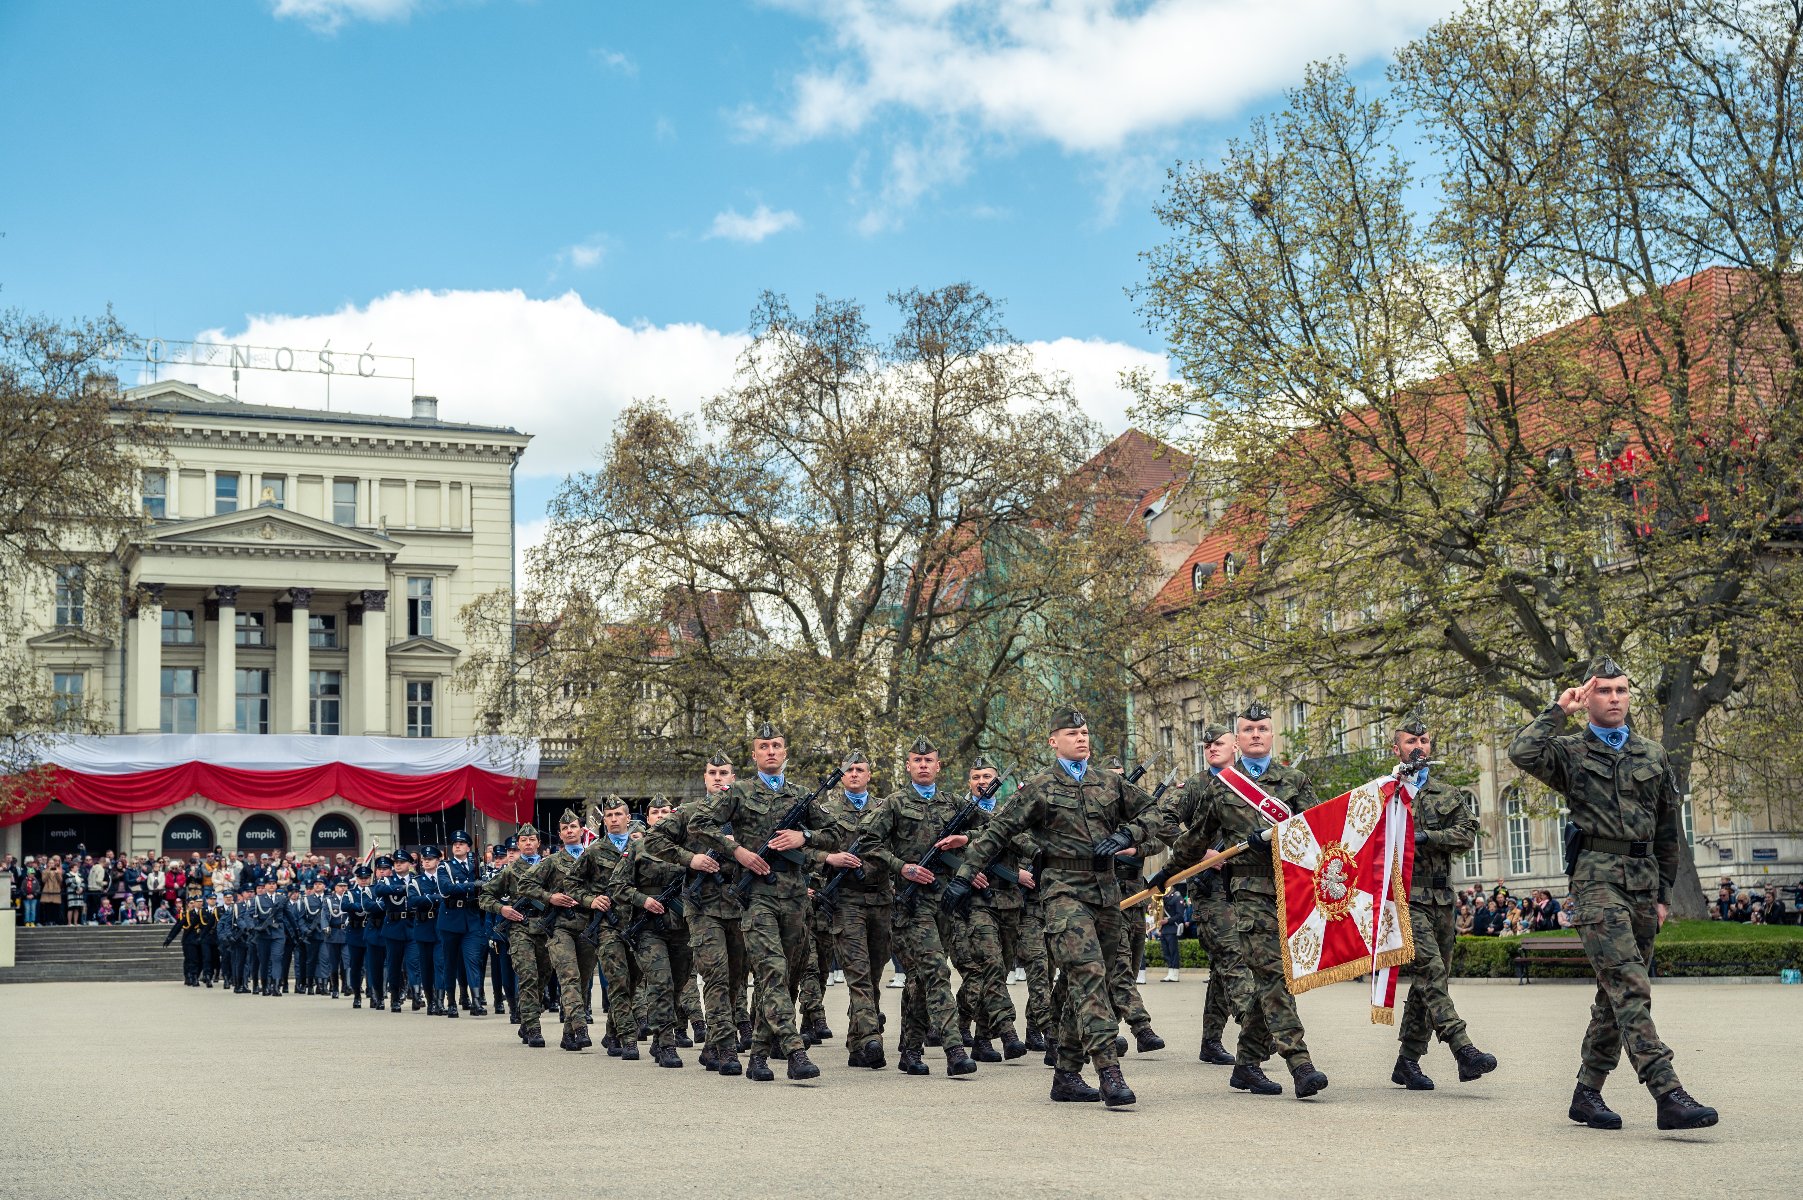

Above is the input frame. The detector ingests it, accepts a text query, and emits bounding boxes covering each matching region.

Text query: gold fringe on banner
[1371,1005,1395,1025]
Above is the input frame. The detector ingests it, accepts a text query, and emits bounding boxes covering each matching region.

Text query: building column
[276,588,312,734]
[205,585,238,733]
[126,582,164,733]
[347,589,388,735]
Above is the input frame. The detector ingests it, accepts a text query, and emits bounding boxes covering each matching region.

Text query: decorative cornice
[213,584,241,605]
[286,587,314,608]
[357,589,389,613]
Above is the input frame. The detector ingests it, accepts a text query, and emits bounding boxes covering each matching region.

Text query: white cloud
[591,47,637,76]
[705,204,802,243]
[1025,336,1174,433]
[270,0,425,33]
[514,515,551,587]
[558,235,609,271]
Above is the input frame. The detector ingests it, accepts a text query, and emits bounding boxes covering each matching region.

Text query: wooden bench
[1512,935,1591,983]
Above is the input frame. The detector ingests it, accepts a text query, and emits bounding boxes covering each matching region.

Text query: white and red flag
[1271,772,1417,1023]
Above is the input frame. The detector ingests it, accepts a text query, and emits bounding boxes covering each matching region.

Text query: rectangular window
[259,476,285,508]
[51,672,84,729]
[54,565,86,627]
[1461,842,1482,879]
[141,469,167,519]
[332,479,358,526]
[161,667,199,734]
[215,472,240,515]
[405,680,434,738]
[1681,796,1694,848]
[309,670,342,736]
[234,611,267,647]
[161,609,197,645]
[308,613,339,649]
[1506,796,1532,875]
[235,668,271,734]
[406,576,434,637]
[1327,712,1348,754]
[1189,718,1207,774]
[1289,699,1309,737]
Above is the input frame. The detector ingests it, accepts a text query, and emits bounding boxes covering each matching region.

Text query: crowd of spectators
[1454,885,1571,937]
[1711,876,1792,925]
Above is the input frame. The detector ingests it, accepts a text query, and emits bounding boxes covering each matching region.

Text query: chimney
[411,395,439,422]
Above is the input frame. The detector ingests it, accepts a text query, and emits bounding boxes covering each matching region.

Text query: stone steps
[2,926,186,983]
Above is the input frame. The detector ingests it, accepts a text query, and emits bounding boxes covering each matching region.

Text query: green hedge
[1142,938,1210,969]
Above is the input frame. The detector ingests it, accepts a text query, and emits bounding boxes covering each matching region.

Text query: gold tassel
[1370,1006,1395,1026]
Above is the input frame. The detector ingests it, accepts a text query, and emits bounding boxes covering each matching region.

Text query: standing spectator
[39,857,64,926]
[1158,886,1189,982]
[21,857,40,926]
[147,861,167,908]
[85,856,108,922]
[164,865,185,912]
[64,860,86,925]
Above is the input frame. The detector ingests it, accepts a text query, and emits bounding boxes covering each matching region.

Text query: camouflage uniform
[963,796,1033,1044]
[815,791,893,1049]
[478,854,553,1039]
[1157,776,1255,1043]
[1165,760,1318,1073]
[689,774,841,1060]
[1399,772,1480,1061]
[1016,871,1053,1037]
[1507,705,1685,1098]
[517,844,598,1041]
[858,783,970,1057]
[1106,837,1160,1038]
[570,835,638,1045]
[957,762,1164,1073]
[643,802,750,1062]
[608,837,694,1051]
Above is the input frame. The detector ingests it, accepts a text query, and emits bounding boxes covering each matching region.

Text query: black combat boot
[1042,1042,1057,1068]
[1454,1044,1498,1081]
[574,1026,592,1050]
[802,1023,821,1048]
[1392,1056,1434,1091]
[897,1047,930,1076]
[945,1045,977,1076]
[716,1052,743,1077]
[1097,1064,1136,1107]
[636,1018,650,1041]
[1024,1026,1047,1053]
[445,992,460,1018]
[746,1053,775,1082]
[1230,1063,1283,1095]
[603,1033,622,1057]
[787,1048,821,1080]
[508,1005,520,1025]
[351,995,361,1009]
[560,1027,583,1051]
[1000,1028,1027,1060]
[700,1046,719,1071]
[518,1023,530,1043]
[809,1017,833,1043]
[692,1019,707,1046]
[427,995,442,1016]
[1050,1069,1101,1102]
[525,1028,546,1048]
[971,1037,1002,1063]
[1569,1083,1622,1130]
[619,1037,641,1062]
[673,1026,694,1048]
[328,985,337,999]
[1292,1063,1329,1099]
[1113,1034,1129,1058]
[925,1030,945,1048]
[1135,1026,1165,1053]
[411,990,424,1012]
[1198,1036,1234,1065]
[846,1042,868,1068]
[860,1037,886,1070]
[653,1040,684,1069]
[371,998,385,1011]
[737,1020,753,1051]
[1656,1086,1718,1130]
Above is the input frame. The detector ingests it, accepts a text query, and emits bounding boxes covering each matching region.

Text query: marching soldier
[1507,661,1718,1131]
[813,751,892,1069]
[372,853,413,1012]
[1389,715,1497,1091]
[608,799,695,1067]
[1100,756,1167,1057]
[408,847,444,1014]
[642,754,751,1076]
[570,798,638,1057]
[297,878,328,995]
[434,831,488,1018]
[482,841,520,1023]
[323,878,350,999]
[518,809,598,1051]
[856,737,978,1079]
[1155,702,1325,1100]
[945,709,1166,1107]
[214,887,240,992]
[253,878,287,997]
[688,723,844,1083]
[479,825,551,1048]
[958,754,1033,1063]
[347,865,377,1008]
[199,888,220,986]
[643,796,706,1049]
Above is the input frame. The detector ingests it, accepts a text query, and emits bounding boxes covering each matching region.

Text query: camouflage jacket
[1409,773,1477,905]
[857,784,965,900]
[955,761,1163,909]
[607,838,688,935]
[963,799,1036,912]
[569,836,634,911]
[1165,761,1319,898]
[814,791,892,906]
[640,800,744,920]
[516,844,591,931]
[688,775,840,906]
[1506,704,1684,899]
[478,856,544,937]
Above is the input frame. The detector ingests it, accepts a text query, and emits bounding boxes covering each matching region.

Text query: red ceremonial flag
[1271,772,1417,1023]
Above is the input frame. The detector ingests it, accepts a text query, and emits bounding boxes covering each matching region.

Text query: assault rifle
[813,833,868,917]
[899,764,1016,917]
[732,768,846,902]
[576,898,621,949]
[1113,767,1179,881]
[619,874,688,947]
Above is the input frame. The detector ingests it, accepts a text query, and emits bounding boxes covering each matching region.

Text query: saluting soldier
[518,809,599,1051]
[945,709,1166,1108]
[957,754,1033,1063]
[1507,660,1717,1132]
[856,737,978,1079]
[641,754,751,1076]
[569,798,638,1058]
[1389,715,1497,1092]
[687,723,843,1083]
[812,751,893,1069]
[479,825,551,1048]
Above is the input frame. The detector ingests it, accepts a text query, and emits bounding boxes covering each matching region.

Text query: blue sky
[1,0,1455,553]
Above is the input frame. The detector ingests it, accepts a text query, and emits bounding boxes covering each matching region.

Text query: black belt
[1580,834,1651,857]
[447,898,470,908]
[1042,855,1111,874]
[1413,874,1448,889]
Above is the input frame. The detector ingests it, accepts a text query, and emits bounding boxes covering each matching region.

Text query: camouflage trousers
[797,901,839,1025]
[966,903,1023,1039]
[1017,902,1053,1034]
[689,911,749,1058]
[1109,904,1153,1032]
[833,897,892,1046]
[545,919,598,1034]
[508,926,554,1035]
[1572,880,1677,1096]
[742,893,812,1058]
[678,968,702,1028]
[1399,898,1472,1060]
[894,900,964,1052]
[1192,884,1252,1042]
[631,927,694,1044]
[1046,891,1131,1072]
[590,924,633,1041]
[936,909,982,1035]
[1232,891,1313,1070]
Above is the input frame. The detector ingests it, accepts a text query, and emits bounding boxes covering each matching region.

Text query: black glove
[1144,867,1174,890]
[1238,827,1271,854]
[1091,829,1134,859]
[1413,829,1428,846]
[940,877,974,914]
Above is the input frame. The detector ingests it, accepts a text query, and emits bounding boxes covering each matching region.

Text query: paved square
[0,975,1790,1197]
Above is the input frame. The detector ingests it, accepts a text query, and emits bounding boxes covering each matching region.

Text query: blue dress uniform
[323,882,350,997]
[254,885,288,996]
[355,864,387,1008]
[434,831,488,1017]
[215,889,239,990]
[199,893,220,985]
[373,856,414,1010]
[484,841,519,1020]
[407,848,443,1014]
[343,867,371,1006]
[280,882,306,991]
[296,884,328,994]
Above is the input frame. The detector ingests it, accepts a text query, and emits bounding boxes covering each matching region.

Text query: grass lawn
[1513,919,1803,941]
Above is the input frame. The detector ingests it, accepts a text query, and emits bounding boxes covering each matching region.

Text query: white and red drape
[2,734,539,826]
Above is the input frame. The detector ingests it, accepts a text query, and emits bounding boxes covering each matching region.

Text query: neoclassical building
[2,380,536,861]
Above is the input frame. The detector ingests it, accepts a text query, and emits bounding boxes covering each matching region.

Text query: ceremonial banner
[1215,763,1293,825]
[1271,772,1417,1023]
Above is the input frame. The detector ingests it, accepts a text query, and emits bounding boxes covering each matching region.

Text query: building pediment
[387,635,461,660]
[27,628,113,650]
[127,508,402,562]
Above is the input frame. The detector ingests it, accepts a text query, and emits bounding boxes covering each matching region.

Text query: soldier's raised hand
[1557,678,1596,715]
